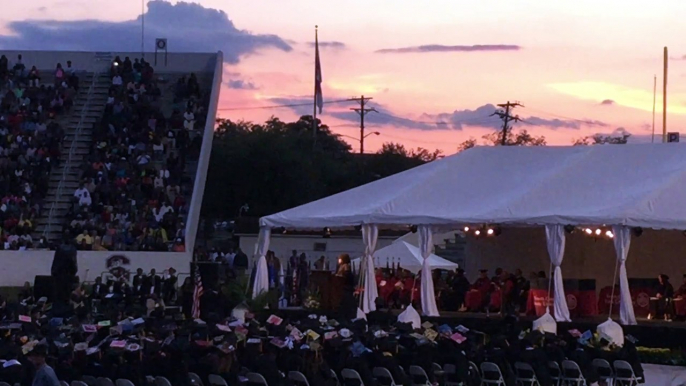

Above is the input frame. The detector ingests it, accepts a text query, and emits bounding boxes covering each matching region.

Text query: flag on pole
[314,27,323,114]
[191,269,203,319]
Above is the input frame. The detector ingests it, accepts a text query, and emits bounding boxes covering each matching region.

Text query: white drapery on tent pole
[613,226,637,325]
[419,225,439,316]
[252,227,271,299]
[545,224,571,322]
[361,224,379,313]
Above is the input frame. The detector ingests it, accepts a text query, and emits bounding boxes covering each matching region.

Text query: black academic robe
[567,348,599,383]
[254,353,285,386]
[517,347,553,386]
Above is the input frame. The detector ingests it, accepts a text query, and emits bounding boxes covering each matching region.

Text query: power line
[522,106,605,126]
[374,110,497,126]
[216,98,354,111]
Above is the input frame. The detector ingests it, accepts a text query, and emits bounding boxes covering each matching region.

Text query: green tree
[457,129,547,151]
[572,130,631,145]
[202,116,441,220]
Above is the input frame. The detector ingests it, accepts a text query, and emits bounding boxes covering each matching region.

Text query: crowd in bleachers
[0,53,79,250]
[65,55,208,252]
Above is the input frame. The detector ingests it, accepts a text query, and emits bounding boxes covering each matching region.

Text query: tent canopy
[351,241,458,274]
[260,144,686,230]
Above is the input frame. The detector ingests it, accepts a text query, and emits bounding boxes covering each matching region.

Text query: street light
[339,131,380,153]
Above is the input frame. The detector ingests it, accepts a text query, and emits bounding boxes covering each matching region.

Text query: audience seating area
[64,56,212,252]
[0,53,79,250]
[0,52,214,251]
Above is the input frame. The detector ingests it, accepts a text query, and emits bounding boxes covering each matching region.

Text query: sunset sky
[3,0,686,153]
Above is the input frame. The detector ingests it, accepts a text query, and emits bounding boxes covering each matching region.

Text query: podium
[309,270,345,311]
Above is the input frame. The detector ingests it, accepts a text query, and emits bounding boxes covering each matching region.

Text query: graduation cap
[438,324,452,335]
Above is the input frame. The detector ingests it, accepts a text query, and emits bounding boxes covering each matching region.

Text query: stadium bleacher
[0,51,218,253]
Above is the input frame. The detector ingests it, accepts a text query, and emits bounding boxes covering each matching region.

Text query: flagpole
[313,25,318,140]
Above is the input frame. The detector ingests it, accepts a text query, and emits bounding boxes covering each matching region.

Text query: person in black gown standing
[51,231,78,313]
[336,253,356,319]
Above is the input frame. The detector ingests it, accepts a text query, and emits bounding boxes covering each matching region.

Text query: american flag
[314,27,323,114]
[191,269,203,319]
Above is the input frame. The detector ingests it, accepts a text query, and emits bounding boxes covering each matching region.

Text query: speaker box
[33,275,53,301]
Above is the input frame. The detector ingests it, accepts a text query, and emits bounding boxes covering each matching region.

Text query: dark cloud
[0,1,292,64]
[266,99,605,131]
[308,41,346,50]
[375,44,521,54]
[226,79,258,90]
[600,99,615,105]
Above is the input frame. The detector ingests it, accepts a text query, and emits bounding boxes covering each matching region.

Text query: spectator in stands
[183,107,194,130]
[28,66,40,87]
[74,182,92,207]
[66,60,79,90]
[112,72,123,88]
[54,63,65,87]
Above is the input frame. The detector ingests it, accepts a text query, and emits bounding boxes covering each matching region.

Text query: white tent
[258,145,686,322]
[352,241,458,273]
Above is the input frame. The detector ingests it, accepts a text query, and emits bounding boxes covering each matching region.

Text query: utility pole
[491,101,523,145]
[350,95,376,153]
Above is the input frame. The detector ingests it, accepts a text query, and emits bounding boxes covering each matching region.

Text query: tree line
[202,116,630,221]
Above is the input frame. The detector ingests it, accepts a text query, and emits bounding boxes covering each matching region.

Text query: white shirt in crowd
[183,111,195,130]
[112,75,123,86]
[153,204,173,222]
[137,154,150,165]
[225,252,236,267]
[74,187,92,206]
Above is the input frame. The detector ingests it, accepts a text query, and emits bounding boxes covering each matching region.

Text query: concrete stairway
[33,72,111,242]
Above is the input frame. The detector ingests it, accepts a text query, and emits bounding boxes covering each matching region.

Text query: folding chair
[480,362,506,385]
[592,358,614,386]
[561,360,587,386]
[208,374,228,386]
[82,377,97,386]
[468,361,481,385]
[397,366,407,380]
[442,364,461,386]
[154,377,172,386]
[96,378,115,386]
[245,373,269,386]
[115,380,135,386]
[372,367,397,386]
[188,372,205,386]
[409,365,431,386]
[547,361,562,386]
[61,382,70,386]
[72,382,88,386]
[514,362,541,386]
[288,371,310,386]
[341,368,365,386]
[330,369,341,386]
[145,376,155,386]
[613,360,639,386]
[432,363,445,379]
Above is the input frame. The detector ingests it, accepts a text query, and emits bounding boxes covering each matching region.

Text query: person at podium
[336,253,355,318]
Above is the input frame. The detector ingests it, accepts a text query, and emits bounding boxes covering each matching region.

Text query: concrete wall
[0,250,191,287]
[184,51,223,253]
[0,50,217,73]
[238,234,396,269]
[464,227,686,290]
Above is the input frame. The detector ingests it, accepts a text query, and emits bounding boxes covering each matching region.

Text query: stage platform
[274,308,686,349]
